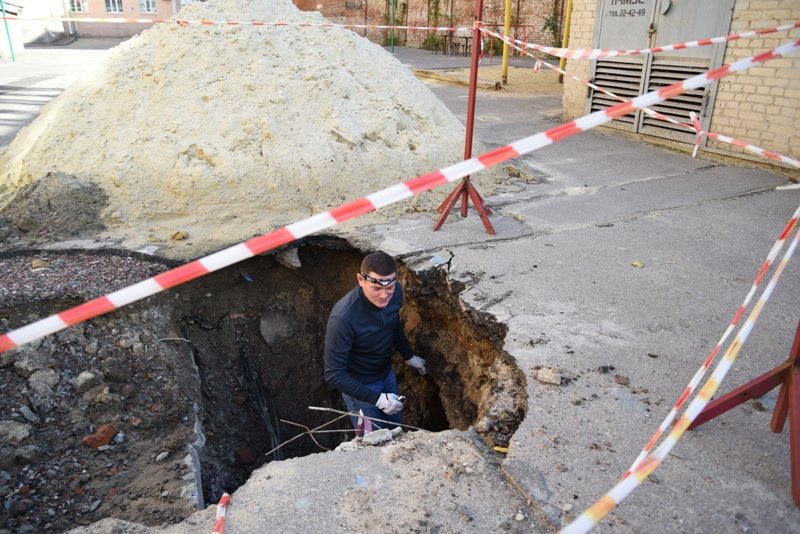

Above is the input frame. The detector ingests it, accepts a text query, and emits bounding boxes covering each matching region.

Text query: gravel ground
[0,251,204,533]
[0,251,172,311]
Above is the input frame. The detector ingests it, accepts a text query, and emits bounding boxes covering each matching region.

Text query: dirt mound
[0,171,108,245]
[0,0,486,259]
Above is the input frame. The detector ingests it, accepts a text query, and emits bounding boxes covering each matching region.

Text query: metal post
[433,0,495,235]
[1,0,16,63]
[61,0,78,41]
[501,0,511,84]
[558,0,573,84]
[363,0,368,38]
[391,0,395,53]
[462,0,483,166]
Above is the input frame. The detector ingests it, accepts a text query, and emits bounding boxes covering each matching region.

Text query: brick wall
[709,0,799,172]
[561,0,799,175]
[293,0,561,49]
[561,0,595,120]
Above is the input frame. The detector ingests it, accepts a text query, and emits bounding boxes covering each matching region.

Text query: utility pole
[391,0,395,53]
[1,0,15,62]
[558,0,573,84]
[501,0,511,84]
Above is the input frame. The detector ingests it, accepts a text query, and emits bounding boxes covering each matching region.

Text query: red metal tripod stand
[689,320,800,505]
[433,177,495,234]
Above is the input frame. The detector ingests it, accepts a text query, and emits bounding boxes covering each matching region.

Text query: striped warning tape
[6,15,797,61]
[480,27,800,169]
[690,112,704,158]
[561,210,800,534]
[0,15,470,32]
[621,207,799,478]
[211,492,230,534]
[0,39,797,355]
[496,20,800,60]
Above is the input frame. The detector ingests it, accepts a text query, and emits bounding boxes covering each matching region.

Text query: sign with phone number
[607,8,647,17]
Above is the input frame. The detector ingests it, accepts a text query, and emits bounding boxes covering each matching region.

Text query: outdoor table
[442,33,452,55]
[460,35,472,56]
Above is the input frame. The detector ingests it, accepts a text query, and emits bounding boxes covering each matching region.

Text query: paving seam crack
[500,464,560,532]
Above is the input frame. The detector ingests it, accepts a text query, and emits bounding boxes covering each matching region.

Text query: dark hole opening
[178,238,526,505]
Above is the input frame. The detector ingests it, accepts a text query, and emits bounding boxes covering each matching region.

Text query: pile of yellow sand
[0,0,486,258]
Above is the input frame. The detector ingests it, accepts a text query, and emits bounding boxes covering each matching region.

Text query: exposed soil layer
[0,172,108,245]
[0,284,201,532]
[0,238,527,532]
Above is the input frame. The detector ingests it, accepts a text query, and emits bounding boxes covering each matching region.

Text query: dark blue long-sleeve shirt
[323,284,413,404]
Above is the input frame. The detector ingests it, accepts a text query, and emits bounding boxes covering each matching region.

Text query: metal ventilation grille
[588,58,645,129]
[639,58,709,141]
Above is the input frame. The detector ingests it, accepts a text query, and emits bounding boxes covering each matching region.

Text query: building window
[69,0,89,12]
[140,0,157,14]
[105,0,123,13]
[180,0,195,6]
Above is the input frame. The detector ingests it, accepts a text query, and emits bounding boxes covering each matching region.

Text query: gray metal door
[587,0,734,143]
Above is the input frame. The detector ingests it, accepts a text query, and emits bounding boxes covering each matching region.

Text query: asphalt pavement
[0,37,125,148]
[3,41,800,532]
[370,47,800,533]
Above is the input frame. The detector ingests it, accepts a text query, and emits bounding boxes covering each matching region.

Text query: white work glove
[405,355,427,375]
[375,393,404,415]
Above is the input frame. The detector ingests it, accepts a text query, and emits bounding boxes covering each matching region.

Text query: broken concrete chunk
[0,420,32,445]
[13,352,55,378]
[362,428,393,445]
[335,440,360,452]
[29,369,59,387]
[0,350,16,368]
[15,444,44,465]
[536,367,562,385]
[73,371,101,394]
[275,248,301,269]
[27,381,56,414]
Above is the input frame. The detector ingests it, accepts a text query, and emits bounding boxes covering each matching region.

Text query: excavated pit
[0,238,526,531]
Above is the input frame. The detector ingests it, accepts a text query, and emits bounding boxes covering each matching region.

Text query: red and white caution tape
[481,27,800,169]
[562,209,800,534]
[212,492,231,534]
[355,409,374,437]
[4,16,797,61]
[0,39,798,355]
[702,131,799,167]
[1,15,469,33]
[621,206,799,479]
[690,112,704,158]
[495,20,800,60]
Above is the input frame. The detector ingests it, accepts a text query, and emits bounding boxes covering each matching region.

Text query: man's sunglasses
[359,273,397,287]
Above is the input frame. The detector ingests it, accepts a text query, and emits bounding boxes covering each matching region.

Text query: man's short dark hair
[361,251,397,276]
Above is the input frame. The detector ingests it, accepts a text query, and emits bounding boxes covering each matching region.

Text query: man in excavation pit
[323,251,427,434]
